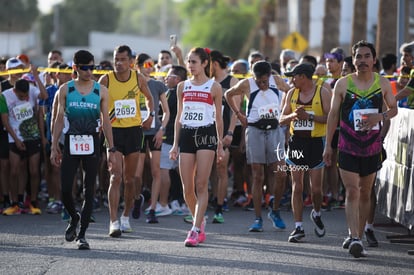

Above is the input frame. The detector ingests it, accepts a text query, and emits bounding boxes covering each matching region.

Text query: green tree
[0,0,39,32]
[116,0,182,37]
[39,0,120,52]
[179,0,259,59]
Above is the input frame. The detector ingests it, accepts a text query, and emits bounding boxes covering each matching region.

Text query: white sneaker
[144,202,162,215]
[180,203,190,215]
[156,205,173,217]
[170,200,182,215]
[109,220,121,237]
[120,216,132,233]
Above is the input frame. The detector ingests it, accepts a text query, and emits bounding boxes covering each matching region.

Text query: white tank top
[247,76,282,123]
[180,79,215,127]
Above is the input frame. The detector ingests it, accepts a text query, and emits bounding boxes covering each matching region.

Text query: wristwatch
[150,111,156,117]
[309,114,315,121]
[108,146,117,153]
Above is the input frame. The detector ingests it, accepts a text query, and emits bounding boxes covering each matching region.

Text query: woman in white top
[170,47,225,247]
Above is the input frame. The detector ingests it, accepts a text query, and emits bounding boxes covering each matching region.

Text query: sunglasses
[143,61,154,69]
[77,65,95,71]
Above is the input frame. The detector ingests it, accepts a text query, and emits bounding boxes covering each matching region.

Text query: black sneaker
[349,238,367,258]
[288,226,305,243]
[310,210,325,237]
[365,229,378,247]
[132,194,144,219]
[65,212,80,242]
[342,235,352,249]
[146,209,158,224]
[76,237,90,250]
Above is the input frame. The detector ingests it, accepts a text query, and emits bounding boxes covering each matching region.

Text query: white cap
[6,57,24,70]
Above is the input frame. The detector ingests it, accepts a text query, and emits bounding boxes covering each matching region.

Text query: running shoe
[288,226,305,242]
[0,201,11,214]
[132,194,144,219]
[170,200,182,215]
[184,230,199,247]
[349,238,367,258]
[184,215,193,224]
[109,220,122,237]
[268,210,286,229]
[120,216,132,233]
[243,198,254,211]
[342,235,352,249]
[249,217,263,232]
[198,219,206,243]
[212,213,224,224]
[144,202,162,215]
[146,209,159,224]
[76,237,90,250]
[28,204,42,215]
[365,229,378,247]
[47,201,63,214]
[2,204,21,216]
[310,209,325,237]
[65,212,80,242]
[61,207,70,222]
[303,195,312,207]
[222,198,229,212]
[156,205,173,217]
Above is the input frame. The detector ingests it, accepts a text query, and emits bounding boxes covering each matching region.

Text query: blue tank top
[65,80,101,135]
[338,73,382,156]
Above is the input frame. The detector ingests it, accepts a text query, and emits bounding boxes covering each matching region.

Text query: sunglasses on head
[77,65,95,71]
[143,61,154,69]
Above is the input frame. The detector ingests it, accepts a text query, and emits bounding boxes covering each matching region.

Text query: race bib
[293,111,315,131]
[353,108,379,131]
[258,104,279,120]
[13,102,33,122]
[114,99,136,119]
[69,135,94,155]
[182,105,206,124]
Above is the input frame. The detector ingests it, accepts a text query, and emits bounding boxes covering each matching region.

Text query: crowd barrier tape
[0,67,408,80]
[376,107,414,228]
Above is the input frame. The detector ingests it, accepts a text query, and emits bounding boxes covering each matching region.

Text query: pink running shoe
[198,219,206,243]
[184,230,199,247]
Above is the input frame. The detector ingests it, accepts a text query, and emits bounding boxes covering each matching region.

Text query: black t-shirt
[164,87,177,145]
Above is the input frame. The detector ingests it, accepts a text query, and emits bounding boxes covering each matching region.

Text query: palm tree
[351,0,367,45]
[376,0,398,56]
[322,0,341,54]
[299,0,310,50]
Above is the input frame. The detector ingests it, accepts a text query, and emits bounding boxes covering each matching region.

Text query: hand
[50,145,62,167]
[237,113,247,128]
[142,116,153,130]
[169,145,178,161]
[15,139,26,151]
[216,144,225,163]
[106,151,116,172]
[222,135,232,148]
[359,113,381,132]
[153,129,163,149]
[322,146,332,167]
[294,106,308,120]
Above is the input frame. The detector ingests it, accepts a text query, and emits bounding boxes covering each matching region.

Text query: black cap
[284,63,315,78]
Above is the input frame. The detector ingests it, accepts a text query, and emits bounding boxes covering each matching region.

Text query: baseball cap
[6,57,24,70]
[22,73,36,83]
[284,63,315,78]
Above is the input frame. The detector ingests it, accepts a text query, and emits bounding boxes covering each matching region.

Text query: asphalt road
[1,202,413,275]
